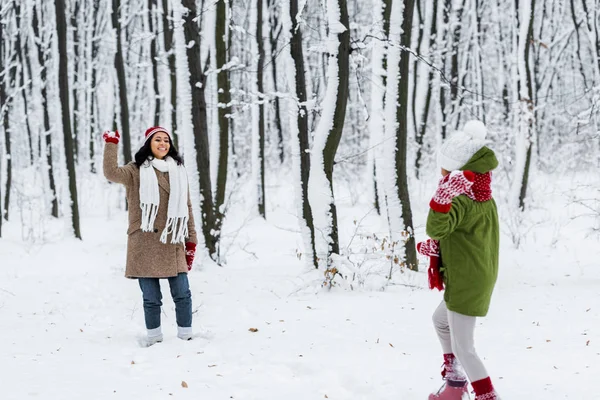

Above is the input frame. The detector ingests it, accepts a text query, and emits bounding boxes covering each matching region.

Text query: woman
[418,120,501,400]
[103,127,197,345]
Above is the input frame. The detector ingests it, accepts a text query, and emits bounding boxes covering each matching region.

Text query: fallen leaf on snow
[389,343,394,348]
[249,328,258,332]
[181,381,188,388]
[208,364,217,368]
[586,340,590,346]
[526,346,533,349]
[131,361,135,365]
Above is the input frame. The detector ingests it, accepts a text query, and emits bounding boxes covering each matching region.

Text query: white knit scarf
[139,157,189,244]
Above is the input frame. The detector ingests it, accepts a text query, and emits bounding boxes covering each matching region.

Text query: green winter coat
[426,147,500,317]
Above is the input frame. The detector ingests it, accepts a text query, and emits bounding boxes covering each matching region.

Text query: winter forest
[0,0,598,398]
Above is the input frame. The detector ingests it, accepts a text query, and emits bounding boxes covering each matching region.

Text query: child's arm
[426,196,467,240]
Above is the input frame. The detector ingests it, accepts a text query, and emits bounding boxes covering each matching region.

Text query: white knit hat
[437,120,487,171]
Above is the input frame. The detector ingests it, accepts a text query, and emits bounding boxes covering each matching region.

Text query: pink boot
[429,354,468,400]
[472,377,499,400]
[428,379,469,400]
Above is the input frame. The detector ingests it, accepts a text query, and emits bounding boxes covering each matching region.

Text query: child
[418,120,500,400]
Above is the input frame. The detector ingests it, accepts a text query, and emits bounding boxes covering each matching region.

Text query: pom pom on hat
[437,120,487,171]
[463,120,487,141]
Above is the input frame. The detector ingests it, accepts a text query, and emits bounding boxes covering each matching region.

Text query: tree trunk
[449,0,466,129]
[149,0,160,126]
[256,0,266,218]
[89,0,101,174]
[112,0,132,163]
[411,0,424,136]
[311,0,350,263]
[162,0,178,148]
[395,0,418,271]
[14,3,34,165]
[71,0,80,160]
[415,0,438,178]
[181,0,218,258]
[0,16,5,232]
[438,0,451,140]
[267,0,284,164]
[2,13,16,222]
[284,0,318,268]
[215,0,231,236]
[33,2,59,217]
[517,0,536,210]
[55,0,82,239]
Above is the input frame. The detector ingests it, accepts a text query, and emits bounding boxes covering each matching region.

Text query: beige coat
[103,143,198,278]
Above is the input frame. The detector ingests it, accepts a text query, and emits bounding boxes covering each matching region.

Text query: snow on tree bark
[307,0,350,268]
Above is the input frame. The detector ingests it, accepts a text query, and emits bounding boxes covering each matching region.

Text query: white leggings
[432,300,489,382]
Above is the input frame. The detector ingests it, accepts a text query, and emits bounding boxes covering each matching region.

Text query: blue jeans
[138,273,192,330]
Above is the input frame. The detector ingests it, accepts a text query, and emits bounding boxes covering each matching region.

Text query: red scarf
[425,171,492,291]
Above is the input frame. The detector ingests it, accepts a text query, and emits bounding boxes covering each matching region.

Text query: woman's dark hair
[134,133,184,167]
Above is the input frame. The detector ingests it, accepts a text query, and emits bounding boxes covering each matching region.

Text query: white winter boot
[177,326,193,341]
[147,327,163,346]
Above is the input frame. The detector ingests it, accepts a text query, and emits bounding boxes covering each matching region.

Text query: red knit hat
[144,126,171,143]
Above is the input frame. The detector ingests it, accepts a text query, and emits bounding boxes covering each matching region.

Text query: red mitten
[417,239,444,291]
[103,130,120,144]
[185,242,196,271]
[430,170,475,213]
[417,239,439,257]
[427,256,444,291]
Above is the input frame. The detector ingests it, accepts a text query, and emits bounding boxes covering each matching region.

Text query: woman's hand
[103,130,120,144]
[185,242,196,271]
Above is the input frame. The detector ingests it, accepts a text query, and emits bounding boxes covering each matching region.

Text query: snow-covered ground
[1,172,598,399]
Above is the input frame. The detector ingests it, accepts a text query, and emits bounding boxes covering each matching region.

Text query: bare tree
[395,0,418,270]
[215,0,231,234]
[283,0,318,268]
[55,0,82,239]
[181,0,218,258]
[514,0,536,210]
[256,0,266,217]
[112,0,132,163]
[267,0,284,163]
[14,2,34,165]
[310,0,350,264]
[148,0,160,126]
[71,0,81,159]
[33,1,59,217]
[161,0,178,147]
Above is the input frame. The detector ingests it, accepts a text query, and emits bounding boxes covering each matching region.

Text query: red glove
[417,239,444,291]
[185,242,196,271]
[429,170,475,213]
[103,130,120,144]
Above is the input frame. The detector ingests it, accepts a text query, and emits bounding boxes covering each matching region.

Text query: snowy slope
[0,174,598,400]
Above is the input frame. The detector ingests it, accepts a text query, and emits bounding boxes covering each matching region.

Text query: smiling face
[150,131,170,159]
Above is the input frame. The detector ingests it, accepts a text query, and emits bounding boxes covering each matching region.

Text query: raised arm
[102,131,134,186]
